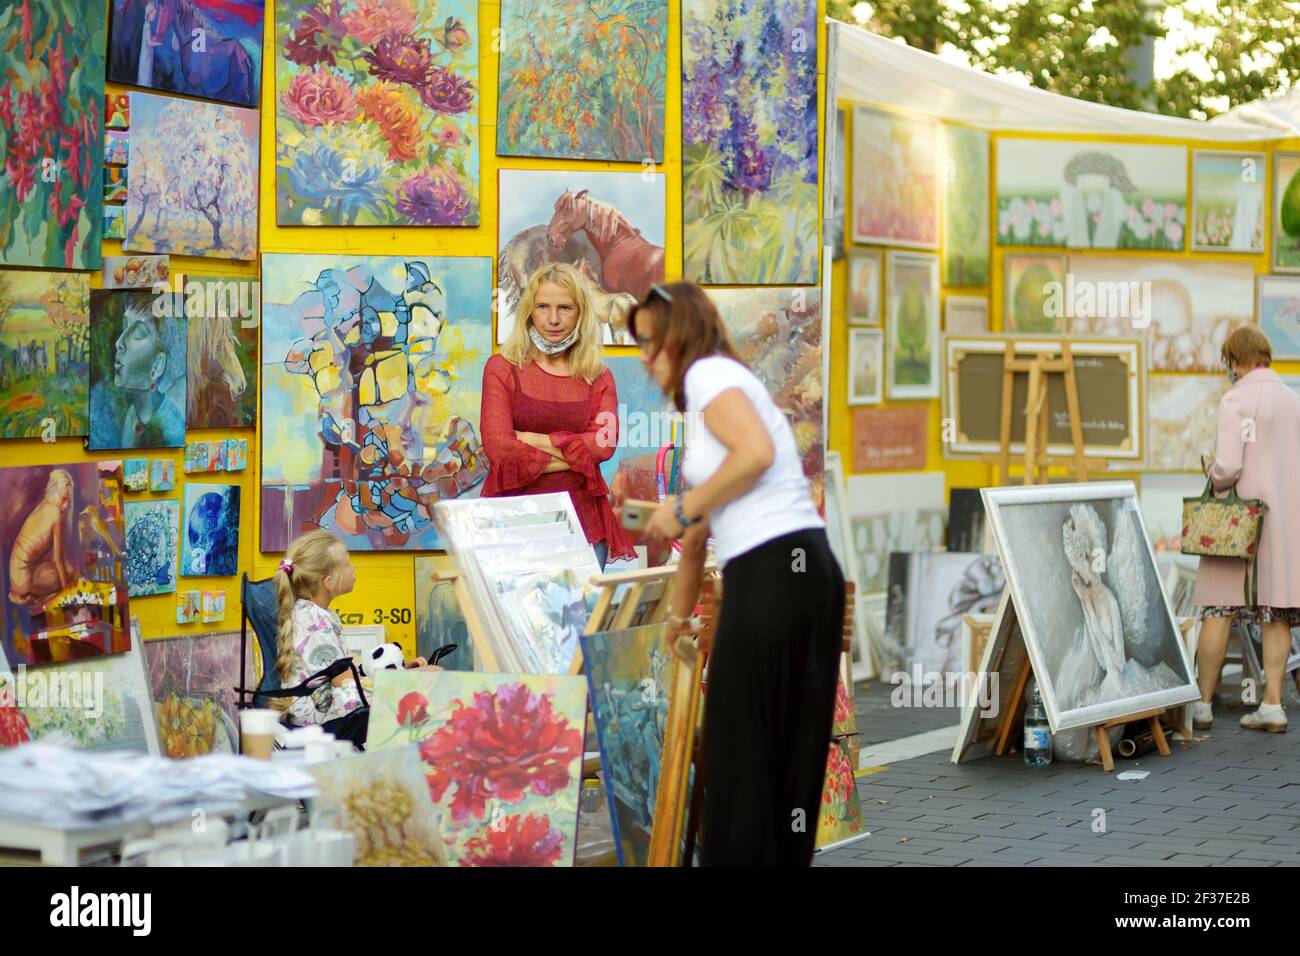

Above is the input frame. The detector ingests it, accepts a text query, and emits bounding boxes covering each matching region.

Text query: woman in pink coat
[1192,326,1300,733]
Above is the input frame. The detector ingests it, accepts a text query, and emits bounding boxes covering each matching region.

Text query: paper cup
[240,708,280,760]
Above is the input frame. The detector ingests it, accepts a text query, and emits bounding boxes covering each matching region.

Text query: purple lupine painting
[682,0,819,284]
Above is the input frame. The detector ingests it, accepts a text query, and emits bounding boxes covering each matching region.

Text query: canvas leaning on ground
[981,482,1200,731]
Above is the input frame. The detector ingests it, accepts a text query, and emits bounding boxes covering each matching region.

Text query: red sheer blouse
[480,354,635,561]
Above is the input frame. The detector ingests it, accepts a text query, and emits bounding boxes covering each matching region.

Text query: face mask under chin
[530,324,579,356]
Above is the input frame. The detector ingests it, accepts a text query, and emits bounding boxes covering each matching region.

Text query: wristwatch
[674,496,701,530]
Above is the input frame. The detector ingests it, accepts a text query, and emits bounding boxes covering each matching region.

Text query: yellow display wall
[1,2,826,654]
[828,107,1300,498]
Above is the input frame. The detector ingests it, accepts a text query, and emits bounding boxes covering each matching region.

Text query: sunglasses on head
[631,284,673,346]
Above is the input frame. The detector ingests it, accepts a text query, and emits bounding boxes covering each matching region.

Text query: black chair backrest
[241,572,284,707]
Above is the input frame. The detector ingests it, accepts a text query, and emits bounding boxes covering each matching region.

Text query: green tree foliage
[827,0,1300,120]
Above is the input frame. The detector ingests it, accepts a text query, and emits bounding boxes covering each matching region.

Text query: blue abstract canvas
[124,499,179,597]
[581,622,675,867]
[180,483,240,576]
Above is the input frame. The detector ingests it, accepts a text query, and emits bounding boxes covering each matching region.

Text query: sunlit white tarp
[1212,88,1300,138]
[829,20,1281,142]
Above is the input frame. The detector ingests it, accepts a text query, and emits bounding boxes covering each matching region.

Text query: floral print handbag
[1181,479,1267,606]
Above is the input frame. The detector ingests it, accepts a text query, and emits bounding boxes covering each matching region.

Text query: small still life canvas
[144,629,257,758]
[814,737,864,850]
[176,591,201,624]
[102,255,169,290]
[368,670,587,866]
[307,745,450,867]
[201,591,226,624]
[581,622,676,867]
[124,499,180,597]
[123,459,149,492]
[149,459,175,491]
[180,484,240,576]
[222,438,248,472]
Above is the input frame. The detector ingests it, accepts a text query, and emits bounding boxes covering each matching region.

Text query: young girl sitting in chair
[275,529,435,749]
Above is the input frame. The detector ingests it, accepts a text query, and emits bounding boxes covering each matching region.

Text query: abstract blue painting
[124,499,180,597]
[180,483,240,576]
[581,622,675,867]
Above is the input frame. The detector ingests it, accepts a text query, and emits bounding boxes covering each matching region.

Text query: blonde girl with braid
[275,530,437,747]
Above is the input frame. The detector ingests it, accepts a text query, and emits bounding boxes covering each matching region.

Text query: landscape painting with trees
[125,92,259,260]
[0,270,90,439]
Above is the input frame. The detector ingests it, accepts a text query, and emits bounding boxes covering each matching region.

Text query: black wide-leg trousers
[700,527,845,866]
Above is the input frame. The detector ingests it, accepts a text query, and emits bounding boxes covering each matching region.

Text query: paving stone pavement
[819,678,1300,866]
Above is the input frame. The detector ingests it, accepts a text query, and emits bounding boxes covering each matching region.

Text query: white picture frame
[885,250,940,399]
[847,328,883,405]
[1257,274,1300,361]
[943,295,988,335]
[1191,149,1267,254]
[847,248,883,325]
[982,481,1200,732]
[825,451,875,680]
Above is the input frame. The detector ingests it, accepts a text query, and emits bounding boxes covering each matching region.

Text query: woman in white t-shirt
[630,282,845,867]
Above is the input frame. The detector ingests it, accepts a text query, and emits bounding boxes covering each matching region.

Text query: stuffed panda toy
[363,642,405,678]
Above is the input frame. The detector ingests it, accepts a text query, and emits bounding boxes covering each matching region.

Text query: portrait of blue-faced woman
[88,290,188,450]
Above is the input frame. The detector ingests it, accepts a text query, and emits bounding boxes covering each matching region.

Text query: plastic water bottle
[1023,680,1053,767]
[579,779,605,815]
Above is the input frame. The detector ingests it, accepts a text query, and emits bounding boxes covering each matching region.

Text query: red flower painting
[460,813,565,867]
[417,682,583,822]
[396,690,429,727]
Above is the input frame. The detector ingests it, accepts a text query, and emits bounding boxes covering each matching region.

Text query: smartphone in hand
[620,499,660,531]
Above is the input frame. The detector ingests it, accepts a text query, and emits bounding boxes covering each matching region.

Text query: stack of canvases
[433,493,601,675]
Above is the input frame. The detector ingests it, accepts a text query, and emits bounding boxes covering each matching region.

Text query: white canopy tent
[1213,87,1300,137]
[825,20,1284,140]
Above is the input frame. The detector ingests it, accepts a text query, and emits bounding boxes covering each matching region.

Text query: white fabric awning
[829,20,1282,142]
[1212,88,1300,137]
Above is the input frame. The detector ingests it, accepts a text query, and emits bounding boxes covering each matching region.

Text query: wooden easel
[979,596,1179,773]
[995,340,1091,485]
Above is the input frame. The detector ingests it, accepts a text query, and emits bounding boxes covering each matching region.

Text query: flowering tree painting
[682,0,819,284]
[368,670,587,866]
[497,0,666,162]
[125,92,259,260]
[0,0,106,269]
[996,139,1187,251]
[274,0,480,226]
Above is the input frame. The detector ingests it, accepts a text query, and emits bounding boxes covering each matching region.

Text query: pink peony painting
[367,670,587,866]
[274,0,479,226]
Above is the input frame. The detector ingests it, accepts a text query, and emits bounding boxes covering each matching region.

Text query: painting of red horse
[497,170,665,345]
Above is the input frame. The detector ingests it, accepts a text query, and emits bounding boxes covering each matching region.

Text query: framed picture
[1191,150,1267,253]
[824,451,874,679]
[1066,256,1254,372]
[941,125,990,286]
[847,329,883,405]
[847,249,882,325]
[852,106,939,249]
[1272,151,1300,273]
[944,295,988,335]
[943,334,1144,461]
[851,406,926,470]
[996,139,1187,251]
[1146,374,1229,471]
[1257,274,1300,361]
[1003,253,1067,333]
[982,481,1200,732]
[885,251,940,399]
